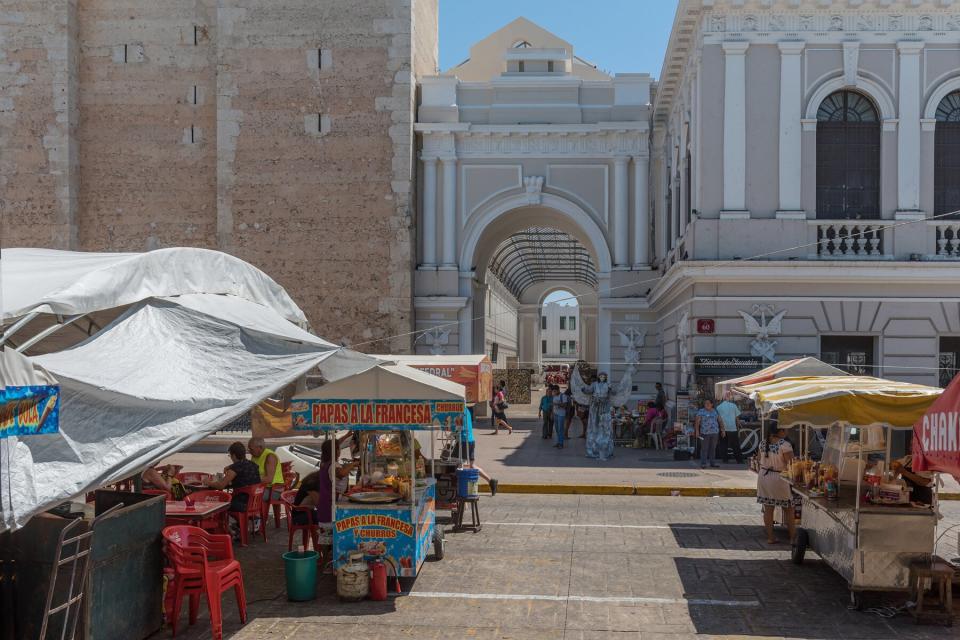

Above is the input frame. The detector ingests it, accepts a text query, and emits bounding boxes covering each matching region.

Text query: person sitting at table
[248,436,285,500]
[142,466,172,492]
[204,442,262,514]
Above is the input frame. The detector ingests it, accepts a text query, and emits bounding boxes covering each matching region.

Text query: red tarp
[912,374,960,481]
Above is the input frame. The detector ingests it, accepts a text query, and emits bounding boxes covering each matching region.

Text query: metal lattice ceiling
[488,227,597,298]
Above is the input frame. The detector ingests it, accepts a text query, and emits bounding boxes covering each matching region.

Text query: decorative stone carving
[842,42,859,88]
[919,15,933,31]
[830,15,844,31]
[523,176,544,204]
[677,311,691,388]
[768,15,785,32]
[738,304,786,363]
[743,15,758,31]
[455,131,647,158]
[947,15,960,31]
[617,327,647,369]
[711,14,726,32]
[799,15,814,31]
[856,15,874,32]
[419,326,450,355]
[888,15,902,31]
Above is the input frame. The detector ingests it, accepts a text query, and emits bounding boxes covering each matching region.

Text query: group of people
[538,384,588,449]
[693,392,746,468]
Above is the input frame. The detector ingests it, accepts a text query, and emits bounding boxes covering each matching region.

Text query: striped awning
[714,357,848,398]
[734,375,943,429]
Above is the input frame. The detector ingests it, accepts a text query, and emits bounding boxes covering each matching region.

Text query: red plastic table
[165,500,230,532]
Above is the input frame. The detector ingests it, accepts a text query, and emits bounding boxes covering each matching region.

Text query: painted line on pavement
[483,522,711,530]
[404,591,759,607]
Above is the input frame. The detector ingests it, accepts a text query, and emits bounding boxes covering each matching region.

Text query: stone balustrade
[813,221,885,258]
[933,221,960,258]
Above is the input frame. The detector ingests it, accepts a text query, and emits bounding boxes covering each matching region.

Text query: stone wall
[0,0,437,353]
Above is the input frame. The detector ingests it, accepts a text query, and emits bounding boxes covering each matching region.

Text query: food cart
[733,375,943,607]
[290,363,465,578]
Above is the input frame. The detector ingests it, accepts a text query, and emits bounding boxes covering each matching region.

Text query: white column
[897,41,923,214]
[777,41,804,214]
[721,41,749,214]
[632,155,650,267]
[613,155,629,266]
[421,155,438,266]
[458,271,474,354]
[440,156,457,267]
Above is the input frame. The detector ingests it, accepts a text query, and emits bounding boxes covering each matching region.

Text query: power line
[350,209,960,349]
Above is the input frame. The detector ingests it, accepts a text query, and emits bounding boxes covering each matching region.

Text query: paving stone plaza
[163,495,960,640]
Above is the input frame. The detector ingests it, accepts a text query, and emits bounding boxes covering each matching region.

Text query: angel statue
[570,367,632,461]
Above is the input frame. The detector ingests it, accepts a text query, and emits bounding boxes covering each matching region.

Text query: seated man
[890,455,934,505]
[204,442,262,513]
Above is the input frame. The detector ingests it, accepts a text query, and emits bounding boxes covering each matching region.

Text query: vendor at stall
[890,455,934,505]
[757,425,796,545]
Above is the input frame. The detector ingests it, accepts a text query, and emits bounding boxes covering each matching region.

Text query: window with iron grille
[816,90,880,220]
[935,91,960,218]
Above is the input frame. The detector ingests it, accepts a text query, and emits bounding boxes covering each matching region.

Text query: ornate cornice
[702,10,960,35]
[420,129,649,159]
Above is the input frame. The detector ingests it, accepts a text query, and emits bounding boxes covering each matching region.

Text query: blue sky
[543,290,578,306]
[438,0,679,76]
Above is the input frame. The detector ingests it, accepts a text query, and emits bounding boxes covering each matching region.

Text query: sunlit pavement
[157,495,960,639]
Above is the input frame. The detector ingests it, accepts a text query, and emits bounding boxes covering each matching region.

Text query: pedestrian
[577,401,589,438]
[694,399,722,469]
[757,425,796,544]
[715,392,744,464]
[457,407,498,495]
[492,380,514,434]
[655,382,666,409]
[552,385,568,448]
[538,385,554,439]
[563,385,575,439]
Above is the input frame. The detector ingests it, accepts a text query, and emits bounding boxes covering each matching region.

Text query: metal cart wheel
[791,528,808,565]
[432,529,445,561]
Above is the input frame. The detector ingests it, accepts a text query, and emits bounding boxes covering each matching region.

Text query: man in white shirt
[715,392,744,464]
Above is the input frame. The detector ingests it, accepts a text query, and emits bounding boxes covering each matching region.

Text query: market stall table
[732,374,943,608]
[291,363,466,581]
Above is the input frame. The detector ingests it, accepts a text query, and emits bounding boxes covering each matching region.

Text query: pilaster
[777,41,805,216]
[721,41,749,215]
[420,155,438,267]
[613,155,629,267]
[440,156,457,268]
[897,40,924,215]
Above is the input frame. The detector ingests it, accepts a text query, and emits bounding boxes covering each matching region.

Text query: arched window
[935,91,960,218]
[816,90,881,219]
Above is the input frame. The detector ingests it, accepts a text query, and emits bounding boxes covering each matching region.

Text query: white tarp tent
[0,248,379,531]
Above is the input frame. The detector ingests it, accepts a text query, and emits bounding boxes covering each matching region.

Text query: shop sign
[291,398,465,431]
[0,385,60,439]
[693,355,764,376]
[696,319,715,334]
[404,361,493,404]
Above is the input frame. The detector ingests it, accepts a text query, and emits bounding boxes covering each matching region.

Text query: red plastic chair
[262,482,285,529]
[283,471,300,490]
[280,461,293,475]
[281,489,319,552]
[228,485,266,546]
[162,525,246,640]
[189,490,231,534]
[177,471,213,486]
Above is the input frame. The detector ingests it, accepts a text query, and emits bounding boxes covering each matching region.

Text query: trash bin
[282,550,319,601]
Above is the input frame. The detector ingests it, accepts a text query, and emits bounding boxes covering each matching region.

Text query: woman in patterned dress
[756,425,796,544]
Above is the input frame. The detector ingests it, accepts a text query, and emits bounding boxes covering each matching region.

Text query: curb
[478,484,960,500]
[479,483,757,497]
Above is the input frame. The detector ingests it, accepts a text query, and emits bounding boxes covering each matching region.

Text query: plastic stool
[453,497,481,533]
[909,558,955,626]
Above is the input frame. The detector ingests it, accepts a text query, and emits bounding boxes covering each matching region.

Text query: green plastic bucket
[282,550,319,601]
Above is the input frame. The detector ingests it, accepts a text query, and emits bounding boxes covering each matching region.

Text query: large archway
[459,194,609,370]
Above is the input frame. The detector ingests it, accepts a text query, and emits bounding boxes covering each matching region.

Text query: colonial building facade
[415,3,960,401]
[653,0,960,401]
[5,2,960,399]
